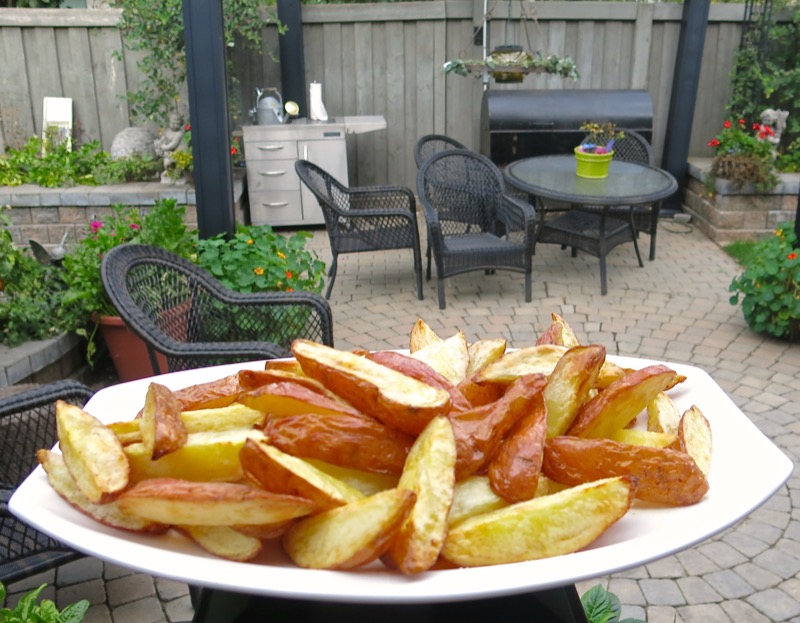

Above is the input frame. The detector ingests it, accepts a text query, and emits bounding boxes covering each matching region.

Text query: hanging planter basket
[443,51,580,82]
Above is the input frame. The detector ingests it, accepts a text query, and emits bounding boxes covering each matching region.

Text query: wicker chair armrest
[345,185,417,213]
[497,193,537,234]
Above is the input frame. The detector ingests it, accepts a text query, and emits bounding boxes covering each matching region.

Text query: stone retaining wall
[683,158,799,245]
[2,176,246,252]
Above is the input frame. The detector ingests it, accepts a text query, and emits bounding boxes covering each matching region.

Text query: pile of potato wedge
[37,313,712,573]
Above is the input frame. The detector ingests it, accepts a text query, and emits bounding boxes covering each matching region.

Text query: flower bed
[682,158,799,245]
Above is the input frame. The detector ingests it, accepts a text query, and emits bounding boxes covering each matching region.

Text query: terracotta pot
[96,315,167,382]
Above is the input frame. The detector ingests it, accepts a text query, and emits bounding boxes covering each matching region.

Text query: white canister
[309,81,328,121]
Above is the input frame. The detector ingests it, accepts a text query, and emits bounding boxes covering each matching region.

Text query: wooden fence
[0,2,749,189]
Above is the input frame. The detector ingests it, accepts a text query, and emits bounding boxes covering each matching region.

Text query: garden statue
[154,112,188,183]
[110,127,157,160]
[758,108,789,151]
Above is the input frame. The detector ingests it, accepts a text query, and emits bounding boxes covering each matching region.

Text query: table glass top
[505,155,678,205]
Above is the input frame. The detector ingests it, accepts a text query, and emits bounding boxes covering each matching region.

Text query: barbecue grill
[480,89,654,166]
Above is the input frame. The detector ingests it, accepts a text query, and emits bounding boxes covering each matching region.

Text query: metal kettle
[251,87,290,125]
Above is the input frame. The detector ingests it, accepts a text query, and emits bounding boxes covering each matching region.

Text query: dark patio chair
[605,129,660,260]
[101,244,334,374]
[295,159,423,300]
[416,149,536,309]
[1,380,94,585]
[413,134,467,169]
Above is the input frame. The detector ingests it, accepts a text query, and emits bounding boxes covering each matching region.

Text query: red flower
[185,124,191,131]
[789,252,798,261]
[285,270,293,279]
[738,119,746,125]
[723,120,732,128]
[753,123,761,130]
[707,138,721,148]
[231,147,238,156]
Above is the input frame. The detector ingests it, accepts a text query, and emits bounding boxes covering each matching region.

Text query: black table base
[190,584,589,623]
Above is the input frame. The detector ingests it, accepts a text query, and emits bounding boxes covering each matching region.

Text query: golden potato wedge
[409,331,470,386]
[409,318,443,353]
[125,428,255,483]
[282,487,415,570]
[238,369,345,403]
[535,322,563,346]
[384,417,456,574]
[466,338,507,377]
[239,381,362,419]
[265,412,414,475]
[233,520,295,540]
[448,475,509,527]
[141,383,188,460]
[647,391,682,436]
[567,365,686,439]
[609,429,678,448]
[595,361,631,389]
[543,435,709,505]
[544,345,606,437]
[240,435,364,510]
[118,478,316,526]
[264,359,305,375]
[56,401,129,503]
[292,339,451,436]
[475,345,568,384]
[173,373,244,411]
[367,350,472,415]
[451,373,547,479]
[306,459,399,496]
[550,312,581,348]
[487,392,547,503]
[176,525,264,561]
[678,405,712,477]
[456,376,506,408]
[108,419,142,446]
[442,476,633,566]
[37,449,166,534]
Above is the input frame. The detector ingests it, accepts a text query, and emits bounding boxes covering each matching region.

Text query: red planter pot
[96,315,167,382]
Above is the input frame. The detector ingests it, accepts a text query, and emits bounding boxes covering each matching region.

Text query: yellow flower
[277,251,286,259]
[253,266,264,276]
[247,239,254,244]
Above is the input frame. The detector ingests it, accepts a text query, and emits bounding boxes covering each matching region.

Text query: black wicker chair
[605,129,660,260]
[101,244,334,374]
[416,149,536,309]
[1,380,94,585]
[295,160,423,300]
[413,134,467,169]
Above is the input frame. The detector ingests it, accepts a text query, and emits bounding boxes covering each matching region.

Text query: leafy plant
[729,221,800,340]
[705,118,779,192]
[90,153,162,185]
[581,585,646,623]
[116,0,284,127]
[58,199,197,364]
[0,581,89,623]
[443,51,579,81]
[578,122,626,155]
[196,224,326,295]
[0,207,64,346]
[0,134,111,188]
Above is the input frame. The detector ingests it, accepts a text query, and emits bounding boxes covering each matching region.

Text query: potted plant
[729,221,800,342]
[0,581,89,623]
[574,122,626,179]
[58,199,197,380]
[444,51,579,83]
[705,118,779,192]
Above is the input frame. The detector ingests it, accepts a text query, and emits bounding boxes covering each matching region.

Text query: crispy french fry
[466,338,507,377]
[410,331,470,386]
[141,383,187,460]
[409,318,443,353]
[678,405,712,477]
[177,525,264,561]
[475,345,568,384]
[648,391,682,436]
[544,345,606,437]
[448,475,509,527]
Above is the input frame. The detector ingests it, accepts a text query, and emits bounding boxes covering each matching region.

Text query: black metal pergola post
[182,0,235,239]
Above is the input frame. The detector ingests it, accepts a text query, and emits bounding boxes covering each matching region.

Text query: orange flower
[285,270,293,279]
[253,266,264,276]
[788,252,798,261]
[286,287,294,292]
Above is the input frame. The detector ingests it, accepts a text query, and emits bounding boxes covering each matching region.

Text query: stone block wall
[2,177,246,253]
[683,158,799,245]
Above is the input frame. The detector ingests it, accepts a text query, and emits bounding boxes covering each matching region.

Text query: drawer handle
[262,201,289,208]
[258,145,285,152]
[259,170,286,177]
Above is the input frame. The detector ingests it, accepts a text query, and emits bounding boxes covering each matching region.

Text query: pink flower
[707,138,720,148]
[90,220,104,233]
[130,223,140,230]
[723,120,732,128]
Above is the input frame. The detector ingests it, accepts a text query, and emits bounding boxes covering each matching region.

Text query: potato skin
[543,436,709,506]
[487,391,547,503]
[265,412,414,475]
[451,373,547,479]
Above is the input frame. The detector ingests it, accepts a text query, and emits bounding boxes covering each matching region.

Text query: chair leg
[525,272,532,302]
[599,255,608,295]
[437,278,446,310]
[413,247,423,300]
[649,232,657,261]
[324,256,338,299]
[425,245,432,281]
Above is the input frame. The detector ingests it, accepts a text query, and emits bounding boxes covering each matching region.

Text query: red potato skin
[265,412,414,475]
[543,436,709,506]
[366,351,473,414]
[487,391,547,502]
[450,373,547,480]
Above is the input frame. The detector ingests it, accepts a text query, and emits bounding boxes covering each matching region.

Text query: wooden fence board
[0,26,34,144]
[56,27,101,144]
[24,27,61,136]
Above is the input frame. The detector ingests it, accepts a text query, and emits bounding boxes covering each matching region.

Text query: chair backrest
[613,129,654,165]
[416,149,506,236]
[101,244,333,372]
[1,380,93,583]
[414,134,468,169]
[295,159,351,225]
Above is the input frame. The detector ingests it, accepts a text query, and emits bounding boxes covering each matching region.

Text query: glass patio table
[504,155,678,294]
